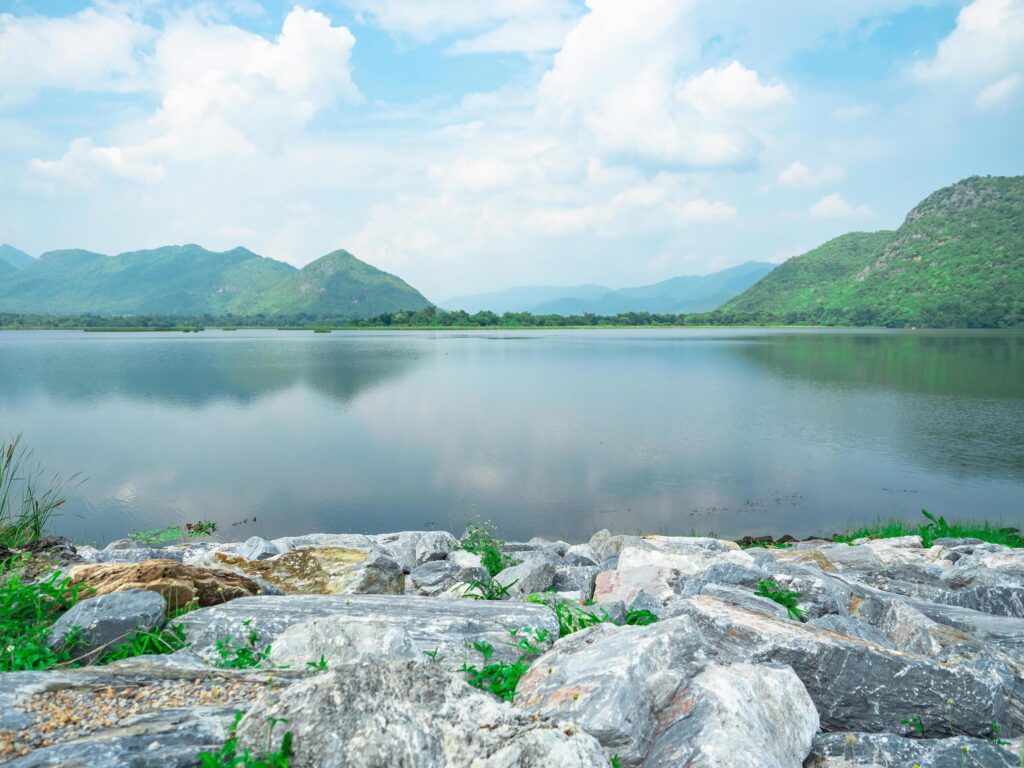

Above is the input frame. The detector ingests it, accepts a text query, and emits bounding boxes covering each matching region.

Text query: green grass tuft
[754,580,807,622]
[832,509,1023,549]
[0,435,80,548]
[199,712,292,768]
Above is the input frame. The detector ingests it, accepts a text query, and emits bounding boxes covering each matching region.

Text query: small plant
[989,719,1009,747]
[462,576,517,600]
[423,648,439,659]
[0,562,89,671]
[832,510,1023,549]
[305,655,328,674]
[527,593,661,637]
[754,580,807,621]
[901,715,924,736]
[130,520,218,546]
[96,624,189,664]
[214,620,271,669]
[460,522,517,578]
[461,627,550,702]
[623,609,660,626]
[611,756,621,768]
[199,712,293,767]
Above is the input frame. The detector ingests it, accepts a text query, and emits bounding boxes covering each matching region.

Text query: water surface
[1,329,1021,544]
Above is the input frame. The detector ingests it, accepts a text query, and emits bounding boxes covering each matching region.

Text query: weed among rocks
[214,620,271,669]
[754,580,807,621]
[459,522,517,578]
[461,627,550,703]
[199,712,292,768]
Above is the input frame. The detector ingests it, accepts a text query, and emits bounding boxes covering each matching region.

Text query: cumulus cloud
[778,161,845,188]
[809,192,871,219]
[0,7,152,103]
[913,0,1024,107]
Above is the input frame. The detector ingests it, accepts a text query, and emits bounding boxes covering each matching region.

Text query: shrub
[460,522,517,578]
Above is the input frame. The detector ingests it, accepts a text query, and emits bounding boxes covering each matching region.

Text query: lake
[1,328,1021,545]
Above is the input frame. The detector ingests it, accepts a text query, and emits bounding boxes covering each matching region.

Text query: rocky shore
[2,528,1023,767]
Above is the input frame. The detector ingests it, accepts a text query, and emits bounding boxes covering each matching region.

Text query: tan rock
[770,549,837,572]
[214,546,403,595]
[67,559,263,611]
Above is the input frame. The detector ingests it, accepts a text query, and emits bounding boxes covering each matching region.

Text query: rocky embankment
[2,529,1023,767]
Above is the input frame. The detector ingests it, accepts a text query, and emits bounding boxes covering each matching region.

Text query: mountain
[0,244,34,270]
[0,244,429,318]
[721,176,1024,327]
[441,284,612,314]
[443,261,774,315]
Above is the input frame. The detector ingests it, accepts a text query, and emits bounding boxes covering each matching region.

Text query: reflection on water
[0,329,1021,544]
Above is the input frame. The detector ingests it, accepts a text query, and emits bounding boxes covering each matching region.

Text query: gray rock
[861,599,978,657]
[626,589,665,619]
[409,560,487,596]
[805,732,1020,767]
[172,594,558,668]
[237,536,280,561]
[102,538,137,551]
[588,529,738,563]
[493,560,556,598]
[93,547,184,564]
[48,589,167,662]
[447,549,484,570]
[564,543,598,566]
[934,585,1024,619]
[551,565,599,600]
[807,615,897,649]
[641,662,818,768]
[692,583,790,620]
[339,549,405,595]
[414,531,458,564]
[267,616,421,667]
[4,706,236,768]
[675,595,1021,737]
[235,661,610,768]
[271,532,381,555]
[696,562,765,587]
[528,537,571,556]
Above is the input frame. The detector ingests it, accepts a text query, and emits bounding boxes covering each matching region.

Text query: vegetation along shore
[2,439,1023,766]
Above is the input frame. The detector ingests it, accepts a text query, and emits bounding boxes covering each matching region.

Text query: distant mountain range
[0,245,429,319]
[721,175,1024,327]
[442,261,775,315]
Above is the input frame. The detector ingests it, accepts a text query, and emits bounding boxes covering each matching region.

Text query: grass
[199,712,293,768]
[832,509,1023,549]
[526,592,660,637]
[754,580,807,621]
[214,620,272,669]
[94,624,190,664]
[459,521,518,578]
[129,520,218,546]
[0,563,88,671]
[461,576,518,600]
[460,628,551,702]
[0,435,80,548]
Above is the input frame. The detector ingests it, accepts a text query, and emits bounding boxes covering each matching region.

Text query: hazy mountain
[0,244,429,319]
[442,261,775,315]
[0,244,34,270]
[721,175,1024,327]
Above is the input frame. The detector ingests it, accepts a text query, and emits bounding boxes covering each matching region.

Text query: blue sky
[1,0,1022,300]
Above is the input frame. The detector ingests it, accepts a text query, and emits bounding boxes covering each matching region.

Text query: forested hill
[720,175,1024,327]
[0,245,430,319]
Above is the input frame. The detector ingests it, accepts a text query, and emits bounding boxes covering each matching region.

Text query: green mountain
[0,244,34,270]
[0,244,429,318]
[443,261,774,315]
[721,176,1024,327]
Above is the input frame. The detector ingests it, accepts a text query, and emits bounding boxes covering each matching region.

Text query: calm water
[1,329,1022,545]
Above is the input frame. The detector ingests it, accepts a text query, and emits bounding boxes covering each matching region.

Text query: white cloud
[0,7,152,103]
[809,192,871,219]
[830,103,879,121]
[976,72,1023,107]
[676,60,791,116]
[674,199,738,223]
[31,137,165,183]
[778,161,845,188]
[913,0,1024,106]
[336,0,580,53]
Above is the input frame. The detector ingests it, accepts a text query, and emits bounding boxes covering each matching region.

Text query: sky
[1,0,1022,301]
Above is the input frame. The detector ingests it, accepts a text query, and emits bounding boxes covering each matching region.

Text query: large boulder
[172,594,558,669]
[674,595,1022,738]
[492,560,556,598]
[933,585,1024,619]
[234,661,610,768]
[214,546,403,595]
[640,662,818,768]
[805,732,1020,767]
[47,589,166,663]
[408,560,487,597]
[593,565,680,606]
[66,560,263,611]
[267,616,421,668]
[370,531,459,572]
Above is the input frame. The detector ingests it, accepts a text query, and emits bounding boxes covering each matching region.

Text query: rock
[234,661,610,768]
[805,732,1020,767]
[618,545,757,577]
[414,531,458,564]
[625,589,664,619]
[214,546,403,595]
[66,560,263,611]
[528,537,571,555]
[640,662,818,768]
[47,589,167,662]
[857,599,977,657]
[172,595,558,669]
[271,532,381,554]
[564,543,598,567]
[934,585,1024,619]
[409,560,486,597]
[593,565,680,605]
[92,547,185,564]
[551,565,599,600]
[692,583,790,620]
[695,561,766,586]
[589,530,738,563]
[806,615,896,649]
[267,616,421,667]
[674,595,1020,737]
[447,549,484,570]
[516,619,709,765]
[237,536,280,561]
[493,560,556,598]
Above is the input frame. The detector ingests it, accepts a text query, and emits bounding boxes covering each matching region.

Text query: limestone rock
[172,594,558,669]
[593,565,680,605]
[806,615,896,649]
[551,565,599,600]
[641,662,818,768]
[234,661,610,768]
[267,616,421,667]
[47,589,167,662]
[214,546,403,595]
[805,732,1020,767]
[564,543,599,567]
[409,560,486,597]
[415,531,458,564]
[237,536,280,561]
[493,560,556,598]
[617,545,755,576]
[934,585,1024,619]
[447,549,484,570]
[66,560,263,611]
